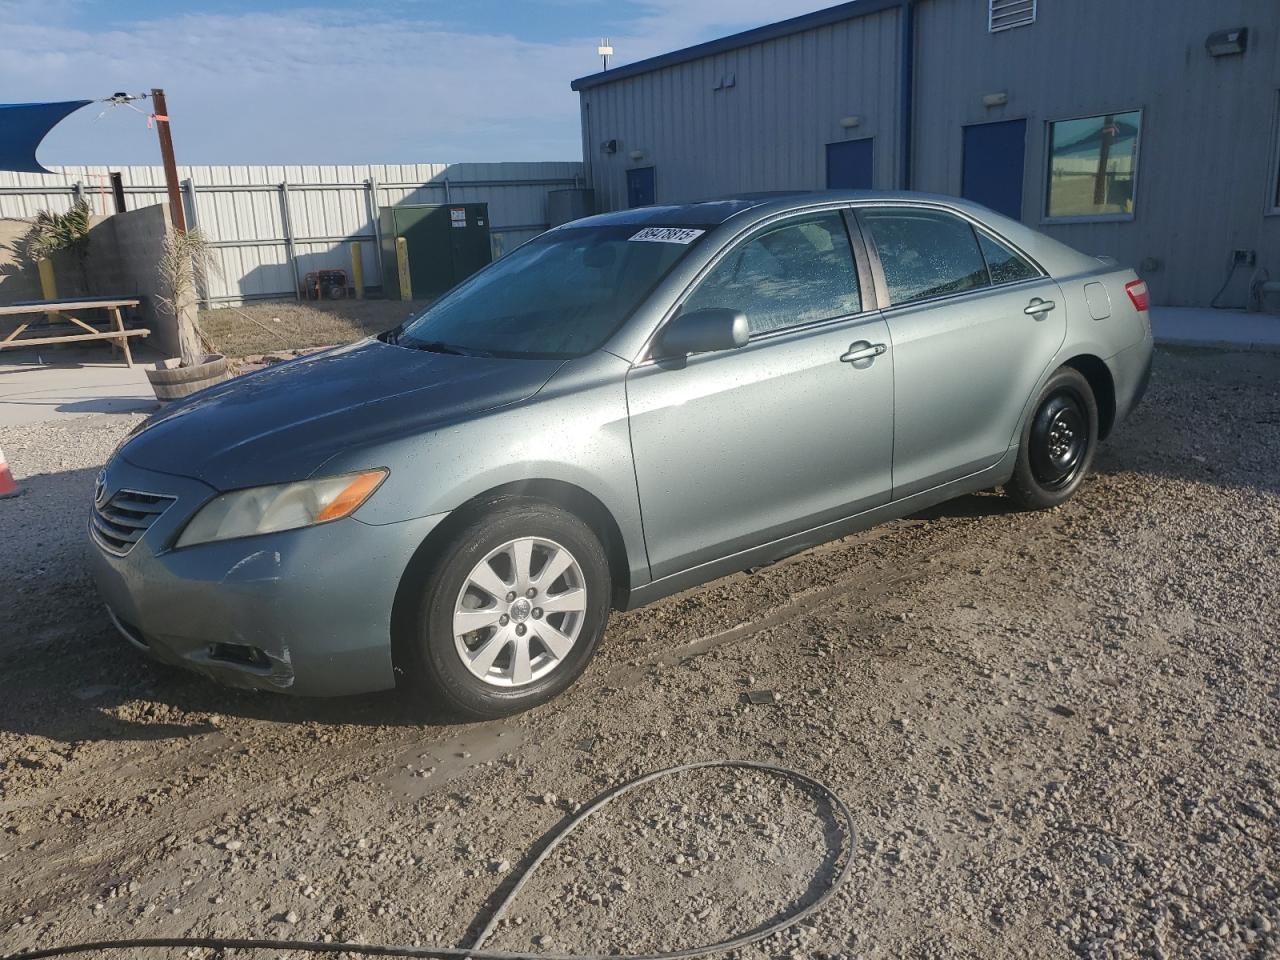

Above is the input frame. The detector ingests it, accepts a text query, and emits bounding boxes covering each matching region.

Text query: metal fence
[0,162,583,304]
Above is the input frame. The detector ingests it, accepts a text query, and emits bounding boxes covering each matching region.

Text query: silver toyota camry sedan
[89,191,1153,718]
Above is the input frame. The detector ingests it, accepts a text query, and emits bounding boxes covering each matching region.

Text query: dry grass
[198,298,433,358]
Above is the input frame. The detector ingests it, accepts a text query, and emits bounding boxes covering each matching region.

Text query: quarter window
[977,231,1038,284]
[1045,111,1141,220]
[683,213,861,335]
[861,209,990,306]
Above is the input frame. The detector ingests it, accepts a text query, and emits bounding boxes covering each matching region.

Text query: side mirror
[658,308,749,358]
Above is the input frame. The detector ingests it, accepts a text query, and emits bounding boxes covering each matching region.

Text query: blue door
[626,166,655,207]
[962,120,1026,220]
[826,138,874,189]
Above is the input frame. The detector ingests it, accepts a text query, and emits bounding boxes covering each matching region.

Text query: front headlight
[175,469,387,548]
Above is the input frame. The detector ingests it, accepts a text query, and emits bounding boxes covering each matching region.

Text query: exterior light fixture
[982,92,1009,108]
[1205,27,1247,57]
[839,116,862,129]
[629,150,645,161]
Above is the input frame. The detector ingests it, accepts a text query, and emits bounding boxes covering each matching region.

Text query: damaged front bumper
[86,455,444,697]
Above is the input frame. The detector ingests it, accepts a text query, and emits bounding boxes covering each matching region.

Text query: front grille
[91,489,176,556]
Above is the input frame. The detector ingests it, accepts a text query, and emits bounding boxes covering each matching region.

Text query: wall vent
[989,0,1036,32]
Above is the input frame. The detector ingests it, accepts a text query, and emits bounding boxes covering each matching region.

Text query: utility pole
[150,88,186,233]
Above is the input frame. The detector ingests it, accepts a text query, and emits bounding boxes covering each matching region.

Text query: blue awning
[0,100,92,174]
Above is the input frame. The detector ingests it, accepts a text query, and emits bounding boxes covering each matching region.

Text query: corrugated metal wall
[0,162,582,304]
[579,6,902,211]
[911,0,1280,307]
[578,0,1280,307]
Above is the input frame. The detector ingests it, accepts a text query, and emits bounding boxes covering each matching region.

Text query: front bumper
[87,456,444,697]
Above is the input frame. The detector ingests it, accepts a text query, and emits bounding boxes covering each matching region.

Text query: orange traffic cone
[0,446,22,499]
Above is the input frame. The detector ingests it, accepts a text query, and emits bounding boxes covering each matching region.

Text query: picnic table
[0,298,149,367]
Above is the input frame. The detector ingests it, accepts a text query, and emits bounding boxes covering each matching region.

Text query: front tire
[411,501,611,719]
[1005,366,1098,510]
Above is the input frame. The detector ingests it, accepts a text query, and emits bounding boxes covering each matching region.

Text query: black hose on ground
[2,760,855,960]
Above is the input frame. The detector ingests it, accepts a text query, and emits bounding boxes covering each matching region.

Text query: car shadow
[909,490,1016,521]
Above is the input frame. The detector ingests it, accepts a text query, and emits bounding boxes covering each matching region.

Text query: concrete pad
[1152,306,1280,352]
[0,346,161,427]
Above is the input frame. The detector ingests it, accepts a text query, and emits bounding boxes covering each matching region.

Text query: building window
[1045,110,1141,221]
[989,0,1036,32]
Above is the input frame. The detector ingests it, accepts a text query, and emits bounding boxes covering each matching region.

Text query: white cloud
[1,0,830,164]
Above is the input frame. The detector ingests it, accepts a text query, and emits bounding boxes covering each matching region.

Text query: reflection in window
[1046,111,1141,219]
[862,209,990,306]
[977,231,1038,284]
[400,224,695,357]
[683,213,861,335]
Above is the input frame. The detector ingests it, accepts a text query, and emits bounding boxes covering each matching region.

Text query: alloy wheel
[452,537,588,688]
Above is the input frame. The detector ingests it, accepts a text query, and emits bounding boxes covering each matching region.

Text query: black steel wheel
[1005,367,1099,510]
[1028,389,1088,490]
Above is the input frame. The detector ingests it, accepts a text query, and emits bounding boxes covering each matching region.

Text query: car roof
[559,190,1001,230]
[560,197,798,229]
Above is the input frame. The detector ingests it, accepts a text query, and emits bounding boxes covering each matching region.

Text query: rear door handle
[840,341,887,364]
[1024,298,1056,316]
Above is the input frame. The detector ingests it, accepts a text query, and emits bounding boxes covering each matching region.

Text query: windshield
[395,224,706,358]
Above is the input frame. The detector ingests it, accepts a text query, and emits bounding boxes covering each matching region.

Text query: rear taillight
[1125,279,1150,312]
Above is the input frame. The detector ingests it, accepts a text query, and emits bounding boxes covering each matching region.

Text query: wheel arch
[389,479,633,687]
[1063,354,1116,439]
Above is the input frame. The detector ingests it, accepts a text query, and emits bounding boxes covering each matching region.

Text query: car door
[857,206,1066,499]
[626,209,894,581]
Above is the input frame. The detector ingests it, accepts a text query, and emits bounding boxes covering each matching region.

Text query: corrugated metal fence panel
[579,7,902,212]
[0,161,582,303]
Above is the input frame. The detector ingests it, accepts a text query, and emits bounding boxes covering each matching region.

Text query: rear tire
[411,500,611,720]
[1005,366,1098,510]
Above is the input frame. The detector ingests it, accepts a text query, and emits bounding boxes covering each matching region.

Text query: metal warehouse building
[571,0,1280,309]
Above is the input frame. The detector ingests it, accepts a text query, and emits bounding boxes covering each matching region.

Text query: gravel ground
[0,347,1277,960]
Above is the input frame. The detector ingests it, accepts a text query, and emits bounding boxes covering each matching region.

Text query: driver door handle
[840,341,887,364]
[1024,298,1056,316]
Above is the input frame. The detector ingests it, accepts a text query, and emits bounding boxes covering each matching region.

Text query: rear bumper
[1108,333,1154,427]
[87,456,444,697]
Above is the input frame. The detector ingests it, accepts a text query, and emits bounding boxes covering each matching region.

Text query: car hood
[121,339,564,490]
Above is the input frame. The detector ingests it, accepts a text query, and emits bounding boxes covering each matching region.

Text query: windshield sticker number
[629,227,704,244]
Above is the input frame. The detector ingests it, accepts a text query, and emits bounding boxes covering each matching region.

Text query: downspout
[580,96,595,210]
[899,0,915,190]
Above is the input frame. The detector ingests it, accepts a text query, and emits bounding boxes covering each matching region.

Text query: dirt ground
[1,348,1277,960]
[198,299,432,358]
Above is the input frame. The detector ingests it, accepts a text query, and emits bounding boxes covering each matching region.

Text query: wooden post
[350,242,364,299]
[109,306,135,368]
[395,237,412,301]
[150,88,186,233]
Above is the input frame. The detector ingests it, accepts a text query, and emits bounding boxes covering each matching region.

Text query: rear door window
[860,209,990,306]
[683,212,861,335]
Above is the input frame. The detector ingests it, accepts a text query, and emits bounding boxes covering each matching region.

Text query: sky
[1,0,833,166]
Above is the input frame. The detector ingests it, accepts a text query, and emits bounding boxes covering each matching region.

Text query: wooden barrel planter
[146,354,230,401]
